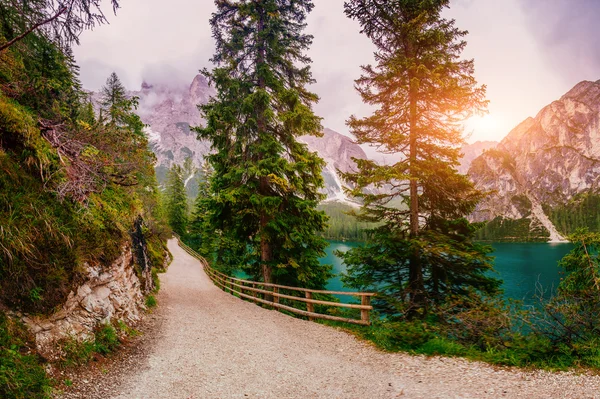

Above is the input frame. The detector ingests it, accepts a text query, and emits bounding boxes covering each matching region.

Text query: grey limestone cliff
[468,80,600,241]
[132,75,366,202]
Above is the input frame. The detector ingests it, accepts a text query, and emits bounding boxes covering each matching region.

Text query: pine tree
[188,160,215,258]
[340,0,500,318]
[97,72,152,187]
[197,0,332,287]
[165,164,189,237]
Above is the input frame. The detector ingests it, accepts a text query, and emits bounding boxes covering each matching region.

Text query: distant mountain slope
[300,128,367,203]
[468,80,600,241]
[458,141,497,174]
[126,75,366,203]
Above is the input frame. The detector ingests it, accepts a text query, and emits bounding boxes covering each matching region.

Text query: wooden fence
[174,236,375,326]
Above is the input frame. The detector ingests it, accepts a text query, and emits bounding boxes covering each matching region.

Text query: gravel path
[81,239,600,398]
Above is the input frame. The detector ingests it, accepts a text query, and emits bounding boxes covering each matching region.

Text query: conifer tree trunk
[408,73,425,312]
[256,2,273,285]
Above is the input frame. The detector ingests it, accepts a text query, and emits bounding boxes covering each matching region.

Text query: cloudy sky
[74,0,599,145]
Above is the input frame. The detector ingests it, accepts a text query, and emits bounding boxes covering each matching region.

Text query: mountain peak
[190,74,209,91]
[141,81,153,90]
[468,79,600,240]
[560,80,600,107]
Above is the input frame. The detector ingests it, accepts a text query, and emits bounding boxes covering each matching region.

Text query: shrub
[0,312,52,399]
[145,295,157,308]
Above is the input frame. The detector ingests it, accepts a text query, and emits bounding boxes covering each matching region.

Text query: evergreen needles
[339,0,500,319]
[196,0,332,288]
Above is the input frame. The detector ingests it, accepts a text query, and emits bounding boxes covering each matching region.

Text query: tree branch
[0,6,67,53]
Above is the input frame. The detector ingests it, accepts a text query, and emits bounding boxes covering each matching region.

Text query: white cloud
[74,0,585,147]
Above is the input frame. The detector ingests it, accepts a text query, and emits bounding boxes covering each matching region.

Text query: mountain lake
[323,241,573,305]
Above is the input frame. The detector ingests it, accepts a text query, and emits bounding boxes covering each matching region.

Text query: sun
[465,114,499,141]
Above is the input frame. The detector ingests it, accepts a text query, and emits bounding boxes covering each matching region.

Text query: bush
[61,323,122,366]
[145,295,157,308]
[363,319,435,351]
[0,312,52,399]
[93,324,120,355]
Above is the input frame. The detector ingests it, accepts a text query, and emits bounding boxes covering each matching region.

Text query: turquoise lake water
[322,241,573,305]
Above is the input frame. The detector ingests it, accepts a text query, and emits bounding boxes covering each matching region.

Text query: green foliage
[0,21,168,313]
[323,314,599,370]
[92,324,120,355]
[534,230,600,345]
[317,202,374,241]
[61,322,126,367]
[196,0,332,288]
[186,161,218,258]
[165,164,189,236]
[0,313,52,399]
[545,193,600,236]
[332,231,600,370]
[145,295,157,308]
[0,6,167,397]
[475,216,550,242]
[341,0,498,319]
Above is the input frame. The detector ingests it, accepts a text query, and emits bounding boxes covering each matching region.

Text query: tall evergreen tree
[165,164,189,237]
[340,0,500,317]
[97,72,152,187]
[188,160,215,257]
[197,0,331,287]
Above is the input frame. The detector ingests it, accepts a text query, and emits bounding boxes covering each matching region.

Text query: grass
[0,312,52,399]
[60,322,135,367]
[319,318,600,372]
[145,295,158,308]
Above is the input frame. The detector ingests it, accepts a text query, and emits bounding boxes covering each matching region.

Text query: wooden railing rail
[173,235,375,326]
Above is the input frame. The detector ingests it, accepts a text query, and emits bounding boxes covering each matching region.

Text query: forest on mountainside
[544,193,600,236]
[317,202,374,242]
[0,2,169,397]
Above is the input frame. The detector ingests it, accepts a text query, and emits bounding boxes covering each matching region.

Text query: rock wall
[468,80,600,240]
[20,246,146,360]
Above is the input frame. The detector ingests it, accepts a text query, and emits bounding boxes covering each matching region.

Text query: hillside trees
[96,72,155,187]
[196,0,331,287]
[165,164,189,237]
[340,0,500,318]
[187,161,215,255]
[0,24,167,314]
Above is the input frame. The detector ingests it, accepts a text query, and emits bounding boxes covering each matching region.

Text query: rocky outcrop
[300,128,367,203]
[458,140,497,174]
[20,246,146,360]
[137,75,213,171]
[469,80,600,241]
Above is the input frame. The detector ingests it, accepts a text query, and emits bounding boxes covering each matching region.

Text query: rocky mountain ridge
[468,80,600,241]
[128,75,366,203]
[458,140,497,174]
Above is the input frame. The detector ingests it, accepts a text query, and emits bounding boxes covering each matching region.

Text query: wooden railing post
[305,292,314,321]
[361,295,371,324]
[273,287,279,304]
